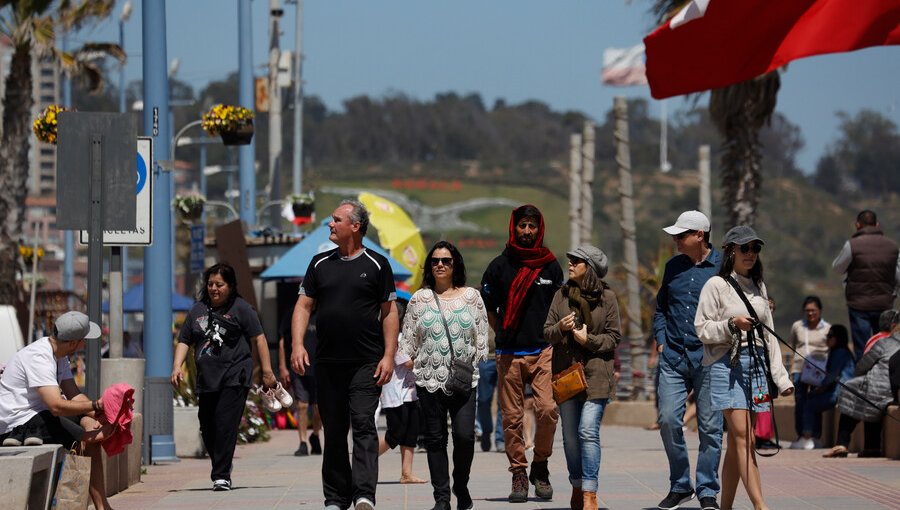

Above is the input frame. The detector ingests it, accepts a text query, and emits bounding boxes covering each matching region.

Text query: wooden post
[614,97,645,400]
[580,121,595,245]
[569,133,583,250]
[699,144,712,221]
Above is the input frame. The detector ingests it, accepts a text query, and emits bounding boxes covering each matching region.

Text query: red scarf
[502,206,557,331]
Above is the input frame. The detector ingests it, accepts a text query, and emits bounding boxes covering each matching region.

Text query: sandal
[399,475,428,484]
[822,445,848,458]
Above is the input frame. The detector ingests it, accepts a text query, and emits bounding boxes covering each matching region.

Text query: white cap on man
[662,210,710,235]
[55,311,102,341]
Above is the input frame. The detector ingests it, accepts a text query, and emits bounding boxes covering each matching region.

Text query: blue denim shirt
[653,248,721,367]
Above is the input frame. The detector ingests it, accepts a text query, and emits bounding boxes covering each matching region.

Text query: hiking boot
[294,442,308,456]
[509,470,528,503]
[583,491,598,510]
[699,496,720,510]
[529,460,553,500]
[658,489,695,510]
[309,433,322,454]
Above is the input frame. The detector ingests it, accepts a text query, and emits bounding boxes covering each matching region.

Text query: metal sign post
[57,112,137,399]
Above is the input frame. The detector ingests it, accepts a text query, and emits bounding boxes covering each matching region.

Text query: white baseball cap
[662,210,710,235]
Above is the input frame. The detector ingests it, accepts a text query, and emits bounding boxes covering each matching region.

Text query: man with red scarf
[481,205,563,503]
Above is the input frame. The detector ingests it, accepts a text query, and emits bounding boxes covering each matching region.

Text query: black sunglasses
[738,243,763,254]
[430,257,453,267]
[673,230,697,240]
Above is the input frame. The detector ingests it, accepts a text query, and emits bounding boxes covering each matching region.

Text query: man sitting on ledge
[0,311,117,510]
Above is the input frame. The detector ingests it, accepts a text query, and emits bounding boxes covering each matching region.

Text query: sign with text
[190,224,206,273]
[80,137,153,246]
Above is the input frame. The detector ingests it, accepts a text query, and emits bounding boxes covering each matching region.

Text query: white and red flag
[602,44,648,86]
[643,0,900,99]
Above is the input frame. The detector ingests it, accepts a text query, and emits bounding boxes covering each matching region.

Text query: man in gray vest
[833,210,900,360]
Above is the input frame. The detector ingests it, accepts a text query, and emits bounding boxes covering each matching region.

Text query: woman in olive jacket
[543,245,621,510]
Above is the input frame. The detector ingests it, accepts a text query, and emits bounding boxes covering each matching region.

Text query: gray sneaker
[355,497,375,510]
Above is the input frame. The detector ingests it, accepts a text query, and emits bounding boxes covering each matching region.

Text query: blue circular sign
[135,151,147,194]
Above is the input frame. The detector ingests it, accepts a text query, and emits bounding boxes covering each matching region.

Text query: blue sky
[76,0,900,173]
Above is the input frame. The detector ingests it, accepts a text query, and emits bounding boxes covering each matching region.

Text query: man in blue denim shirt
[653,211,722,510]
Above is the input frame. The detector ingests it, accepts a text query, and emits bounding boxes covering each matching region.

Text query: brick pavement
[108,424,900,509]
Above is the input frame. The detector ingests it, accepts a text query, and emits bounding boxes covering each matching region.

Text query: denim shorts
[708,346,771,413]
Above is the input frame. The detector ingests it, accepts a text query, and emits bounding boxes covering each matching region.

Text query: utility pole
[142,0,176,462]
[267,0,284,228]
[699,145,712,221]
[580,121,595,245]
[62,33,74,292]
[238,0,256,228]
[614,96,644,400]
[292,0,304,202]
[568,133,582,250]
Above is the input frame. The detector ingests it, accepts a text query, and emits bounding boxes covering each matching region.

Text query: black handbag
[433,290,474,395]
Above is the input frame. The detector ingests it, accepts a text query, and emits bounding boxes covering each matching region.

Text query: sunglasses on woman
[738,243,763,254]
[430,257,453,267]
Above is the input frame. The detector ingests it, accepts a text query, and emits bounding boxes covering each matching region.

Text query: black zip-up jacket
[480,251,563,351]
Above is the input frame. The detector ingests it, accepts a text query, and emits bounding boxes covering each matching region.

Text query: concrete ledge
[102,412,143,497]
[603,401,657,427]
[884,405,900,460]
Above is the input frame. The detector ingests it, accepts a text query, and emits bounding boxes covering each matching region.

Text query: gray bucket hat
[566,245,609,278]
[722,225,765,247]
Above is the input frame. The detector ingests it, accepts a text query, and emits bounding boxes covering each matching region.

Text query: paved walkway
[109,425,900,509]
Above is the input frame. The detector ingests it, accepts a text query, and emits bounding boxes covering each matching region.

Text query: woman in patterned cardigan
[400,241,489,510]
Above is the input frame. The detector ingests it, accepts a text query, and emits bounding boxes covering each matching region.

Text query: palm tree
[0,0,121,305]
[651,0,780,228]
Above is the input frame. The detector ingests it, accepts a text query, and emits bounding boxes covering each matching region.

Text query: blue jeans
[559,397,608,492]
[848,308,882,361]
[657,352,722,498]
[476,359,503,445]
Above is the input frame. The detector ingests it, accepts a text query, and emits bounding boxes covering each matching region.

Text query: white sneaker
[254,385,282,412]
[802,438,815,450]
[272,382,293,408]
[355,497,375,510]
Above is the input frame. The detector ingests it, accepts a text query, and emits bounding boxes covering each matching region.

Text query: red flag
[644,0,900,99]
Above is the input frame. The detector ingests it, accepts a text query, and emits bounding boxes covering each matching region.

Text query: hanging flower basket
[286,193,316,226]
[173,194,206,221]
[32,104,70,145]
[202,104,255,146]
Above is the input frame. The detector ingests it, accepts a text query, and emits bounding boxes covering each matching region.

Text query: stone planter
[173,406,206,458]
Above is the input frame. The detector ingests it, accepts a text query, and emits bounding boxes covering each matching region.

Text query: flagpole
[660,99,671,172]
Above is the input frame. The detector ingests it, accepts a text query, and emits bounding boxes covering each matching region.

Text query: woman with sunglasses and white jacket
[400,241,489,510]
[695,226,793,510]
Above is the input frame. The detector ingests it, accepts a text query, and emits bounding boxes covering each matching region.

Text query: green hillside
[310,167,898,336]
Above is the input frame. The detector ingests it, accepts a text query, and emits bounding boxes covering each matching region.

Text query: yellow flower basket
[202,104,255,145]
[32,104,69,145]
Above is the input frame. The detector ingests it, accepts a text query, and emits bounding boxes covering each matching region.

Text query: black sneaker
[295,443,309,456]
[309,434,322,455]
[454,485,473,510]
[480,434,491,452]
[212,479,232,491]
[699,496,719,510]
[658,489,695,510]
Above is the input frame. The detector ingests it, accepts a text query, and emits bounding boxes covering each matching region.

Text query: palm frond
[57,0,114,31]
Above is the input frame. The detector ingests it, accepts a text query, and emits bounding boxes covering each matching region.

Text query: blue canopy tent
[102,283,195,313]
[261,223,413,281]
